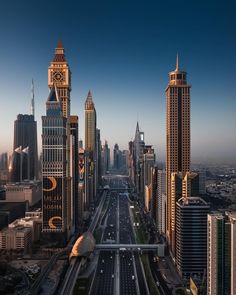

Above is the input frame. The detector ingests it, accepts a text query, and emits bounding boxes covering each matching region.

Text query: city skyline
[0,1,236,164]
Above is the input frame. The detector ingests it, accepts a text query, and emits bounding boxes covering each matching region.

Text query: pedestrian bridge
[95,244,160,250]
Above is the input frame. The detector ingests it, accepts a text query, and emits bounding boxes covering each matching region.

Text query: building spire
[57,38,63,49]
[31,79,35,118]
[176,53,179,71]
[85,90,95,110]
[53,39,66,62]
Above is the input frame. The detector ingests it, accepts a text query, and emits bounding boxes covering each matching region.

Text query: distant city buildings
[207,211,236,295]
[0,152,8,185]
[101,140,110,175]
[112,144,128,173]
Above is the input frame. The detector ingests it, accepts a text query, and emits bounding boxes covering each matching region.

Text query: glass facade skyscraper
[42,86,67,239]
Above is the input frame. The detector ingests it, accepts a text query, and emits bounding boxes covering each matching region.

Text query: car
[100,269,103,274]
[132,275,135,280]
[156,281,160,287]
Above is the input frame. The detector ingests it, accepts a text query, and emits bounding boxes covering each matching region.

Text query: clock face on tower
[53,71,65,82]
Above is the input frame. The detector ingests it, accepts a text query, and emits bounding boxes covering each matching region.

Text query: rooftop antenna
[31,79,35,118]
[176,53,179,71]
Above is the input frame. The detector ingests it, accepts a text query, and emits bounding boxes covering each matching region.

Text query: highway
[58,190,108,295]
[90,191,117,295]
[90,176,148,295]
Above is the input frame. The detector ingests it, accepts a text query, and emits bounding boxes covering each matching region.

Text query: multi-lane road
[90,177,149,295]
[60,175,172,295]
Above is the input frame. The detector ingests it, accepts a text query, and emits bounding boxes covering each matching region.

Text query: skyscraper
[69,116,79,232]
[207,212,236,295]
[48,39,71,119]
[113,143,121,170]
[176,197,209,279]
[85,90,96,152]
[157,170,166,234]
[42,41,75,242]
[96,128,102,186]
[12,113,38,181]
[101,140,110,175]
[166,55,191,253]
[142,145,155,208]
[84,90,97,206]
[42,86,67,242]
[47,40,75,237]
[133,122,145,196]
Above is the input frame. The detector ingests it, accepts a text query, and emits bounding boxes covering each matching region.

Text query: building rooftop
[6,180,41,189]
[177,196,209,207]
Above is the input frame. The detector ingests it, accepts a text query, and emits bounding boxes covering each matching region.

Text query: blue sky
[0,0,235,164]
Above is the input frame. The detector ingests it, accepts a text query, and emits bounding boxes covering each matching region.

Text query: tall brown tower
[166,55,191,255]
[46,40,73,239]
[48,40,71,118]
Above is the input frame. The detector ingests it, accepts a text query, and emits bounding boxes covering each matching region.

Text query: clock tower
[48,40,71,118]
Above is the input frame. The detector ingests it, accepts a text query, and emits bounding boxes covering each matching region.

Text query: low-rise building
[5,181,41,206]
[8,213,42,241]
[0,226,32,251]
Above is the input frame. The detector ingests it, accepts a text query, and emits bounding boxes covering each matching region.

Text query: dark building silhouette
[69,115,79,232]
[176,197,209,279]
[12,114,38,181]
[10,147,29,182]
[113,143,121,170]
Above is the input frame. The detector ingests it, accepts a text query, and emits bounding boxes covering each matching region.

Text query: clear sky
[0,0,235,164]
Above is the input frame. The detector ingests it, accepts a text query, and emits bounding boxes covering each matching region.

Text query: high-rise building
[0,153,8,185]
[133,122,145,196]
[48,39,71,119]
[85,90,96,152]
[176,197,209,279]
[142,145,155,208]
[170,171,200,254]
[84,90,97,206]
[150,166,158,221]
[157,170,166,234]
[42,86,67,242]
[69,116,79,232]
[128,141,135,184]
[12,114,38,181]
[0,153,8,171]
[78,147,85,219]
[166,55,191,252]
[113,143,121,170]
[101,140,110,175]
[207,212,236,295]
[143,146,155,187]
[45,40,75,240]
[96,128,102,187]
